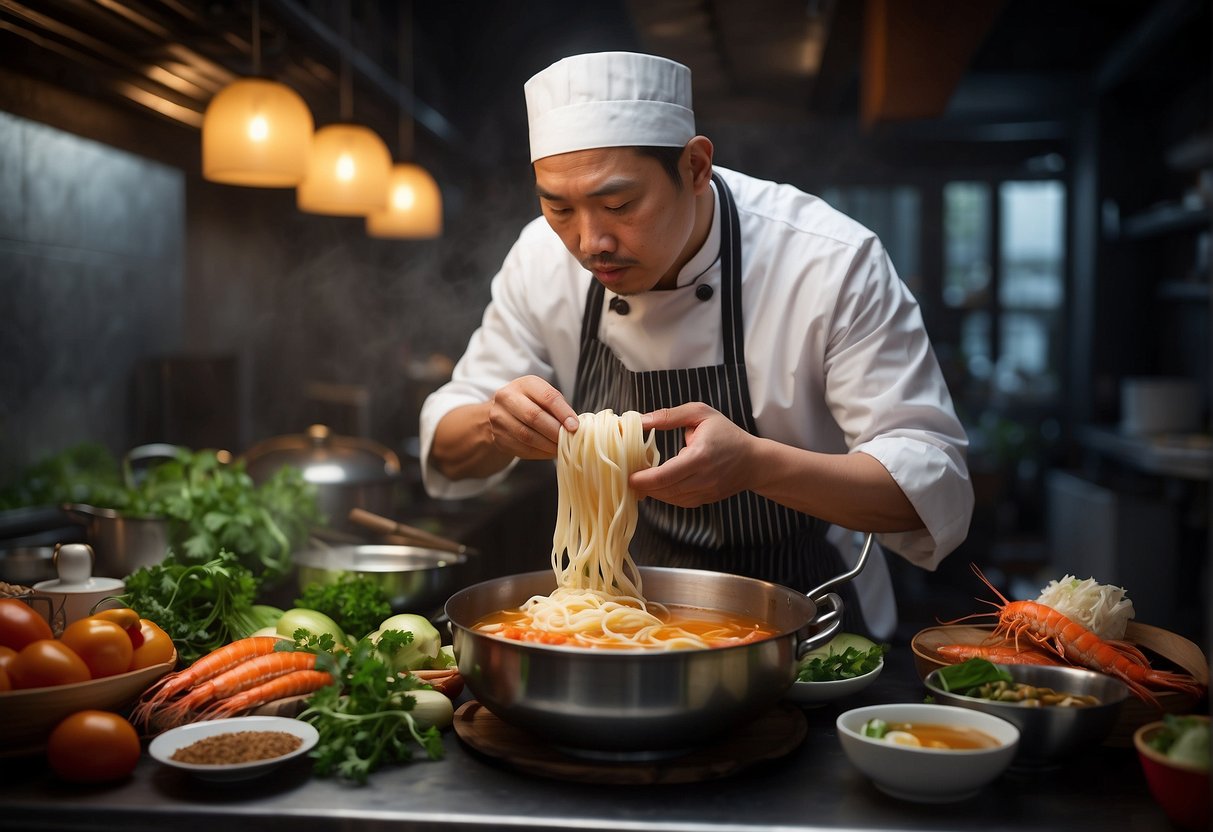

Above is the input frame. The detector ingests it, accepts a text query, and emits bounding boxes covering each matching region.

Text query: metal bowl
[924,663,1130,761]
[294,544,469,618]
[445,566,847,759]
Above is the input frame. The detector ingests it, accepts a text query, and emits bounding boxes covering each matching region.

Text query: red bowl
[1133,717,1211,831]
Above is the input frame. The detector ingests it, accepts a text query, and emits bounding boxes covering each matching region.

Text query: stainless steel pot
[244,425,402,532]
[61,504,170,578]
[446,534,872,758]
[295,543,470,618]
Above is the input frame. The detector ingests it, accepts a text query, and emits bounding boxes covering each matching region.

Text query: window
[943,179,1065,399]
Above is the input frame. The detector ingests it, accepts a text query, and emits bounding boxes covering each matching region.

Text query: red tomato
[8,639,91,688]
[0,598,54,651]
[128,619,175,670]
[0,644,16,674]
[59,618,133,679]
[46,710,141,783]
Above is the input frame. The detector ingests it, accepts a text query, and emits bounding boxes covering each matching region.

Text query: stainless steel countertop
[0,646,1174,832]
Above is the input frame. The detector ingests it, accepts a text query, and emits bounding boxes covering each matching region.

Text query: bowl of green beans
[924,659,1130,762]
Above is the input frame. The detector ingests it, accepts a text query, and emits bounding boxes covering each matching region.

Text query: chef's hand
[487,375,580,460]
[629,403,758,507]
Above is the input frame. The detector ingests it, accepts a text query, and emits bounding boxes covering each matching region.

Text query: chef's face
[533,140,713,294]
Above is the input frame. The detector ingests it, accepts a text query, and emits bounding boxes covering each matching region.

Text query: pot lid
[244,424,401,484]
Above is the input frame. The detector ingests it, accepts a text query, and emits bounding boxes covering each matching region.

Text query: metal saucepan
[295,543,471,618]
[445,533,872,758]
[61,504,170,579]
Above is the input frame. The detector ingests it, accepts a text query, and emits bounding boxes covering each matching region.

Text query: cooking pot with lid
[243,425,402,533]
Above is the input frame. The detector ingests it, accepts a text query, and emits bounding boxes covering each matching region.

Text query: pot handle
[805,531,874,602]
[796,593,843,659]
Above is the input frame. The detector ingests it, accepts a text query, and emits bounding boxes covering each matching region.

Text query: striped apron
[572,173,864,630]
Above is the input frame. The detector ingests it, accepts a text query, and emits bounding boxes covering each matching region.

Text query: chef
[419,51,973,638]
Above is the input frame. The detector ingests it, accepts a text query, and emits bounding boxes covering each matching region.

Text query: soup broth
[474,603,778,650]
[886,722,1000,750]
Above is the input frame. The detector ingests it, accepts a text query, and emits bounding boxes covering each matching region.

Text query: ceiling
[0,0,1207,173]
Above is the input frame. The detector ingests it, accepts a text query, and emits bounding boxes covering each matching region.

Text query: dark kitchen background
[0,0,1209,644]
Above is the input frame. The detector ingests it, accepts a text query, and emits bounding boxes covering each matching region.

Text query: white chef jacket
[419,166,973,637]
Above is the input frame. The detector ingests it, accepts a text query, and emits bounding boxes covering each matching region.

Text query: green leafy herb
[796,643,888,682]
[935,658,1014,693]
[116,549,262,665]
[0,442,125,510]
[111,449,319,584]
[295,574,392,641]
[279,631,444,784]
[1147,715,1211,771]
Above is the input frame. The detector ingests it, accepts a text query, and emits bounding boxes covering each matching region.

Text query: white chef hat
[524,52,695,163]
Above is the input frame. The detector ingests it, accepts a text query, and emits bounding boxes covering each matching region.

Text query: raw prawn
[133,650,321,731]
[194,670,335,721]
[935,644,1062,666]
[944,565,1206,706]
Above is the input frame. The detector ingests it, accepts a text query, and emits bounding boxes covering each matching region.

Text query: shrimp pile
[942,565,1206,708]
[132,637,335,734]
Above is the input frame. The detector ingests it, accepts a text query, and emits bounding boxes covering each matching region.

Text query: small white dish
[836,703,1019,803]
[148,716,318,782]
[785,659,883,706]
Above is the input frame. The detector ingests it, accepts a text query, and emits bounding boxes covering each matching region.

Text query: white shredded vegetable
[1035,575,1135,640]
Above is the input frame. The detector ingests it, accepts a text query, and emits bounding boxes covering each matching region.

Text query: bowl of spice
[148,715,318,782]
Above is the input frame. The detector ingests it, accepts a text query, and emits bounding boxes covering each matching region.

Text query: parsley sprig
[295,574,392,641]
[279,631,445,784]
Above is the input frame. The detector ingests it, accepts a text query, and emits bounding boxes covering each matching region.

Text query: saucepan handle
[795,591,843,659]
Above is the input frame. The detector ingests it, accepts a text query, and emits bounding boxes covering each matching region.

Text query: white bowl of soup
[836,703,1020,802]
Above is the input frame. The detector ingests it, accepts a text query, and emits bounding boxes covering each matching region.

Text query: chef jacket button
[695,283,714,301]
[610,297,630,315]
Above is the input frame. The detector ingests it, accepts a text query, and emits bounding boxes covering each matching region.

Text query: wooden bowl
[910,622,1207,747]
[0,655,176,755]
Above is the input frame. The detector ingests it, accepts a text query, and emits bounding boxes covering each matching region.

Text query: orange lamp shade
[296,123,392,216]
[366,163,443,238]
[202,78,313,187]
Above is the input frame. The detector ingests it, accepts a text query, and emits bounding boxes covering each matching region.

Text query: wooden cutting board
[452,700,807,785]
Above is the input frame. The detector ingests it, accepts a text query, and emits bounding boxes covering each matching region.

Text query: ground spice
[171,730,303,765]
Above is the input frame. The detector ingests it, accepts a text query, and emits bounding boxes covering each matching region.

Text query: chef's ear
[684,136,714,194]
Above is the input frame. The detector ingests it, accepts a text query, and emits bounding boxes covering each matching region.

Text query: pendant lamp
[202,0,312,187]
[367,162,443,238]
[367,4,442,238]
[297,1,390,216]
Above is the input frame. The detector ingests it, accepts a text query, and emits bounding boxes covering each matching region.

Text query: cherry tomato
[0,598,54,651]
[59,618,133,679]
[8,639,91,688]
[46,710,141,783]
[128,619,175,671]
[90,608,145,650]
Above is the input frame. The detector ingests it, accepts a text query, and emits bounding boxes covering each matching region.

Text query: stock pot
[446,534,872,758]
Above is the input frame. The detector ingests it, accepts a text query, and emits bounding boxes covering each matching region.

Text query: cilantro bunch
[281,632,445,784]
[113,449,319,584]
[118,549,262,665]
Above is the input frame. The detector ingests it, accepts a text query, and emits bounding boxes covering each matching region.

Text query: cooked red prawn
[194,670,334,721]
[944,565,1206,706]
[139,636,282,703]
[136,650,322,730]
[936,643,1062,666]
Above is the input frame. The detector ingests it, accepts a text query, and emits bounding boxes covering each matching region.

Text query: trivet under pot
[453,700,807,785]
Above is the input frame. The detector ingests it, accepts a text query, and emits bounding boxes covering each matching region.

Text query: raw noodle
[511,409,718,649]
